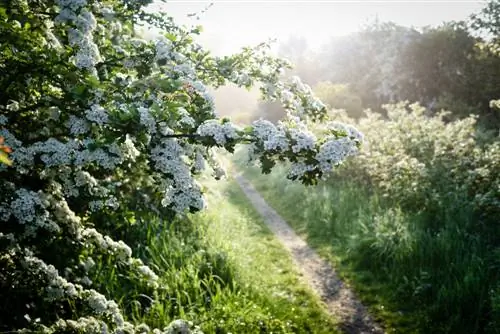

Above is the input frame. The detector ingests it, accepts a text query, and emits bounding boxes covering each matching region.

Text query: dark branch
[163,133,200,139]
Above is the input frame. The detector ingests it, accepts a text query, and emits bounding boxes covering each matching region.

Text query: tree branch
[163,133,200,138]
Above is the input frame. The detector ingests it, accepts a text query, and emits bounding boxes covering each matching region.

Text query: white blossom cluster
[315,137,358,173]
[281,89,294,103]
[164,320,203,334]
[40,317,202,334]
[138,106,157,134]
[289,127,317,153]
[123,135,141,161]
[85,104,109,126]
[82,228,133,262]
[151,139,206,213]
[155,38,173,61]
[56,0,102,71]
[44,316,108,333]
[245,117,362,178]
[193,149,206,173]
[55,0,87,22]
[22,254,81,302]
[43,182,82,236]
[80,257,96,272]
[1,127,137,173]
[288,162,316,179]
[99,5,116,21]
[262,76,327,121]
[66,115,90,136]
[82,228,159,288]
[251,119,289,151]
[196,120,240,145]
[173,63,197,79]
[231,72,252,86]
[206,150,227,179]
[7,188,60,237]
[133,261,160,288]
[290,76,311,94]
[260,82,280,99]
[327,121,365,142]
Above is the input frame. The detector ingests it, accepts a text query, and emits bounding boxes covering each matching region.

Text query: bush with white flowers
[320,102,500,221]
[0,0,362,332]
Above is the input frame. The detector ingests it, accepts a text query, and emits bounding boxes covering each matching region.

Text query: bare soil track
[234,173,384,334]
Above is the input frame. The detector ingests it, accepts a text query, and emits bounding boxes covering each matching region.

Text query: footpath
[234,173,384,334]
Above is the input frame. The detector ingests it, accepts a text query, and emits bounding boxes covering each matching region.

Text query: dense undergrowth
[235,103,500,334]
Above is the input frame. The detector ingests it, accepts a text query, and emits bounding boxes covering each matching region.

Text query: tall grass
[93,175,339,333]
[235,150,498,334]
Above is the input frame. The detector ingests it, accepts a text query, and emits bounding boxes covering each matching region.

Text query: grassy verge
[233,149,494,334]
[109,174,339,333]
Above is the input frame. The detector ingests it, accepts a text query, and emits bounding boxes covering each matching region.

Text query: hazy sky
[152,1,487,54]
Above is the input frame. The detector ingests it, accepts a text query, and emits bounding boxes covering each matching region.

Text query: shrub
[323,102,500,225]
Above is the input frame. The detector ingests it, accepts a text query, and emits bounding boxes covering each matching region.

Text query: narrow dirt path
[233,173,384,334]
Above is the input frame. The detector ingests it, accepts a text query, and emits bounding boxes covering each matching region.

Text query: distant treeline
[256,0,500,129]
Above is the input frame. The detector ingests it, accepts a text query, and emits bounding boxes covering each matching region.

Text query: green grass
[233,149,496,334]
[102,174,339,333]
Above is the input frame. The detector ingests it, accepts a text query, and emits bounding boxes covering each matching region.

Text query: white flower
[173,64,196,78]
[289,127,316,153]
[81,257,95,271]
[87,290,108,314]
[155,39,172,61]
[288,161,315,178]
[6,101,19,111]
[137,265,159,284]
[66,115,90,136]
[138,106,157,134]
[85,104,108,125]
[80,276,93,286]
[11,189,44,224]
[56,0,87,12]
[122,136,140,160]
[100,6,115,20]
[105,196,119,209]
[196,120,240,145]
[315,137,357,173]
[75,9,97,34]
[281,90,294,103]
[252,119,289,152]
[88,200,104,212]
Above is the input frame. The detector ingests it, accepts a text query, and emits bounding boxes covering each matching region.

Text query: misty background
[146,1,499,129]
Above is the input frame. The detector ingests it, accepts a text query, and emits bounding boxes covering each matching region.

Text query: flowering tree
[0,0,362,332]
